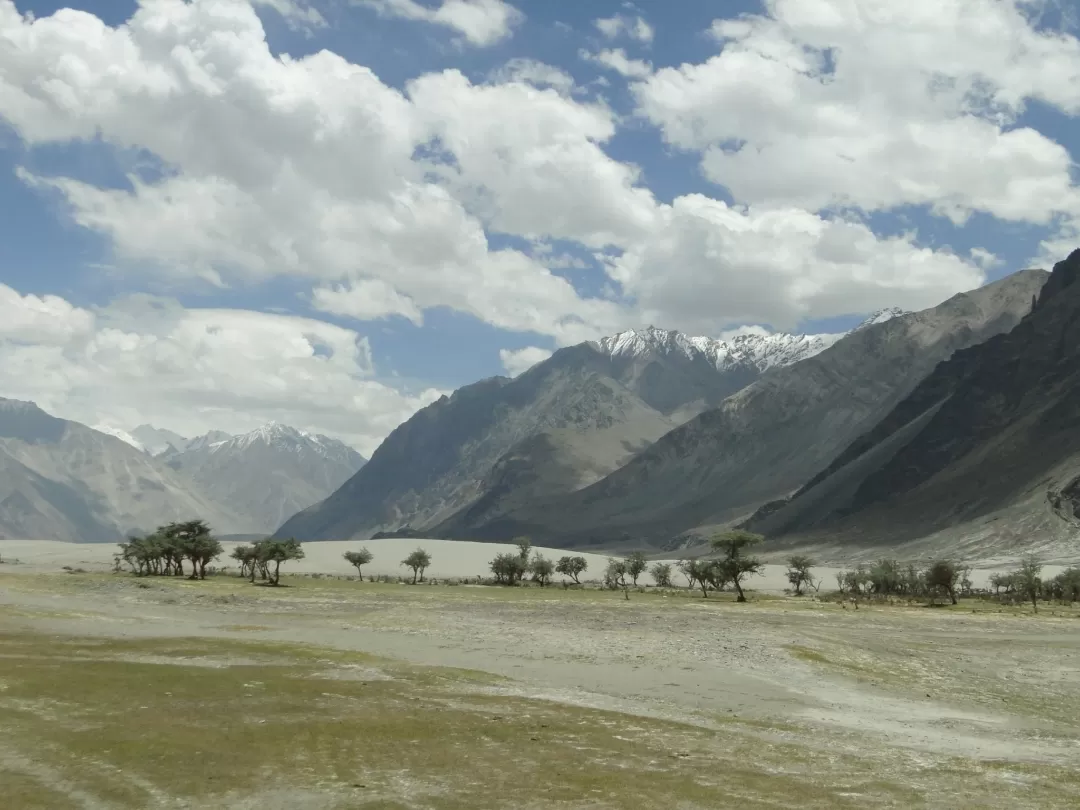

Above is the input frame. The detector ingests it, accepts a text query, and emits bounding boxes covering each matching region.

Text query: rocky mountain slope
[162,423,366,534]
[466,269,1049,549]
[748,250,1080,562]
[0,399,244,542]
[275,323,848,541]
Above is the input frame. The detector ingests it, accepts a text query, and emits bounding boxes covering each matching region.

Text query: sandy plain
[0,539,1078,809]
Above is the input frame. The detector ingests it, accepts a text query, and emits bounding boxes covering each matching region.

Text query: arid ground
[1,545,1078,809]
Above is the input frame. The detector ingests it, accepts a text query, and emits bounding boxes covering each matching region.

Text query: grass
[0,629,897,810]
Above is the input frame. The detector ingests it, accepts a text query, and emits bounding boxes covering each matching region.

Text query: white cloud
[359,0,523,46]
[0,285,438,455]
[580,48,652,79]
[251,0,326,32]
[594,13,653,44]
[969,247,1004,270]
[0,0,1031,358]
[499,346,553,376]
[608,196,986,333]
[488,58,575,95]
[311,279,425,325]
[634,0,1080,224]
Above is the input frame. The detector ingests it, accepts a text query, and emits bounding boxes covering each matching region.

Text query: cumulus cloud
[0,284,439,455]
[580,48,652,79]
[499,346,553,376]
[358,0,523,46]
[594,13,653,44]
[0,0,1043,352]
[488,58,575,95]
[634,0,1080,224]
[608,196,987,333]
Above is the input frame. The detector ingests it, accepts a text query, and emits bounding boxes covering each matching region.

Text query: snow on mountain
[595,325,846,373]
[130,424,191,456]
[214,422,362,463]
[92,425,146,452]
[853,307,908,330]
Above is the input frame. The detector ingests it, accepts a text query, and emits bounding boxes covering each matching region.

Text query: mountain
[275,323,849,541]
[461,269,1049,549]
[747,250,1080,562]
[164,423,366,534]
[0,399,244,542]
[130,424,192,456]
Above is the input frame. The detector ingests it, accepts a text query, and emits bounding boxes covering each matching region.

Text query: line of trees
[117,521,305,586]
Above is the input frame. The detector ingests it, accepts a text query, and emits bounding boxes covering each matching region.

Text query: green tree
[490,552,527,585]
[626,552,648,586]
[253,538,305,586]
[785,555,815,596]
[604,558,628,591]
[926,560,959,605]
[230,544,256,578]
[529,554,555,587]
[649,562,673,588]
[555,555,588,584]
[711,530,764,602]
[869,558,902,595]
[514,536,532,565]
[402,548,431,584]
[343,548,374,580]
[1015,555,1042,612]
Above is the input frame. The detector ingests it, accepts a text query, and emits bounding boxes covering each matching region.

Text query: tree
[490,552,527,585]
[649,562,673,588]
[529,554,555,587]
[162,520,222,580]
[1015,555,1042,612]
[231,544,256,578]
[514,536,532,565]
[604,558,628,591]
[343,548,374,580]
[710,530,764,602]
[869,558,902,596]
[926,560,960,605]
[402,548,431,584]
[253,538,305,585]
[624,552,648,586]
[555,555,588,584]
[785,555,815,596]
[679,558,716,598]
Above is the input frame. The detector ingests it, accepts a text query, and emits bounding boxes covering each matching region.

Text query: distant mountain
[165,423,366,534]
[0,399,244,542]
[460,269,1048,549]
[748,250,1080,562]
[130,424,192,456]
[276,321,870,541]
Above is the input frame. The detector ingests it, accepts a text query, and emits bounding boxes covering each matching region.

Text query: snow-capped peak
[853,307,908,330]
[595,324,845,372]
[93,425,146,452]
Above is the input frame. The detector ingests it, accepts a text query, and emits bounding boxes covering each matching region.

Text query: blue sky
[0,0,1078,451]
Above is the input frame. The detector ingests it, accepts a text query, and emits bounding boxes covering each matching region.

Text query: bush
[649,562,673,588]
[490,552,527,585]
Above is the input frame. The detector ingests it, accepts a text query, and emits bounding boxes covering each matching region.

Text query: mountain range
[274,321,867,541]
[0,408,365,542]
[747,249,1080,562]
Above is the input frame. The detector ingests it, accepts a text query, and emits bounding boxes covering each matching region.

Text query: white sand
[0,538,1066,592]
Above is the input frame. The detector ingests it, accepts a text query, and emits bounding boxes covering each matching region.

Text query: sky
[1,0,1079,455]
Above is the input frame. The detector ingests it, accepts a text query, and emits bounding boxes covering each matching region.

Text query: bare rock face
[0,399,245,542]
[752,250,1080,561]
[469,268,1049,549]
[275,322,848,542]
